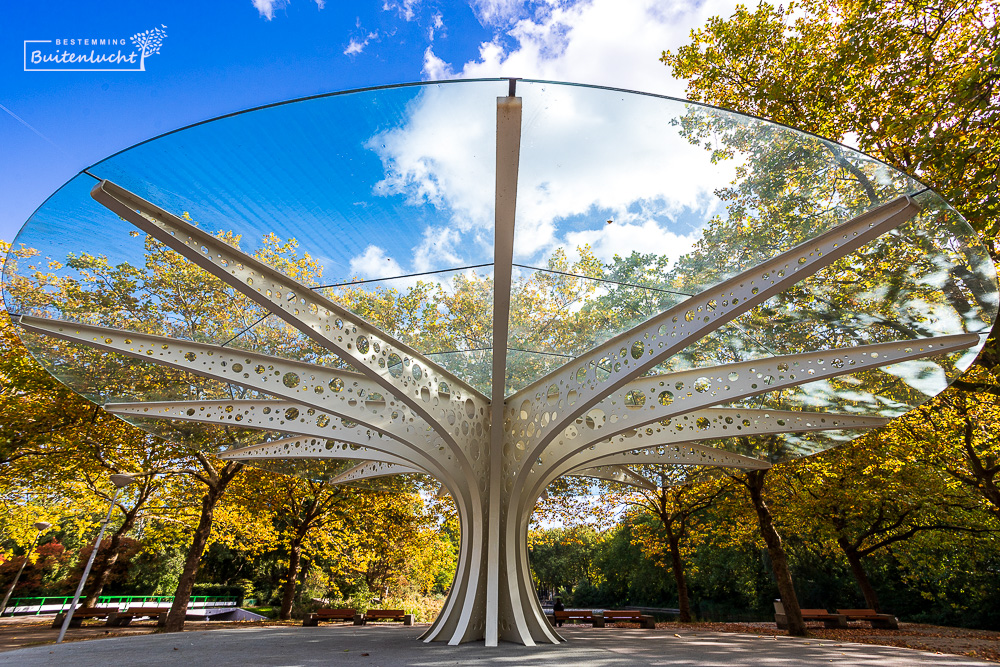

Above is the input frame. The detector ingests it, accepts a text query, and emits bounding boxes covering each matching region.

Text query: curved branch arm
[565,465,657,491]
[218,435,413,465]
[102,399,439,470]
[90,180,489,457]
[568,443,771,471]
[581,333,978,450]
[510,196,920,462]
[18,316,438,447]
[331,461,426,484]
[520,408,890,520]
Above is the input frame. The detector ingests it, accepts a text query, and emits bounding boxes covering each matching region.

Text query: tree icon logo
[130,24,167,71]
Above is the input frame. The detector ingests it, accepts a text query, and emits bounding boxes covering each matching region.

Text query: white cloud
[354,0,749,275]
[346,232,479,292]
[429,12,445,40]
[344,31,379,56]
[252,0,325,20]
[349,245,405,279]
[424,0,741,97]
[367,82,739,266]
[468,0,525,26]
[564,220,702,265]
[412,225,466,273]
[252,0,287,20]
[383,0,418,21]
[422,47,456,80]
[367,84,496,229]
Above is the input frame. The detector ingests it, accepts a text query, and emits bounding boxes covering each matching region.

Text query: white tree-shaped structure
[130,24,167,71]
[3,80,996,646]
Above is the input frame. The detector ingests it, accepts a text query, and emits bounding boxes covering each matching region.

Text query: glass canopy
[4,79,997,462]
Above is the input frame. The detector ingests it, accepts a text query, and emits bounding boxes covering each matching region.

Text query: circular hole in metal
[624,390,645,409]
[387,353,403,377]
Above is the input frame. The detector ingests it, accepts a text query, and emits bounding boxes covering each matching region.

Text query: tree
[528,526,602,600]
[733,465,807,635]
[0,242,99,467]
[163,453,244,632]
[238,468,356,619]
[627,468,723,622]
[905,387,1000,515]
[71,423,187,608]
[661,0,999,630]
[662,0,998,250]
[781,437,988,612]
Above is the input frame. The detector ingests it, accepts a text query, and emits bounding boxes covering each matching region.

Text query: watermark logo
[24,25,167,72]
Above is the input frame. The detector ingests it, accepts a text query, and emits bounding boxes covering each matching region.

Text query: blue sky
[1,0,742,243]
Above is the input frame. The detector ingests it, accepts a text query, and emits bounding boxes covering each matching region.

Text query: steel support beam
[219,436,416,466]
[567,443,771,472]
[580,334,977,450]
[18,316,439,450]
[332,461,424,484]
[89,179,488,464]
[565,465,657,491]
[486,92,522,647]
[507,196,920,460]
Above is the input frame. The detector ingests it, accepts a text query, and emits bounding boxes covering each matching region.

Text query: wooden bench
[121,606,170,627]
[774,604,848,629]
[837,608,899,629]
[304,608,363,626]
[601,609,656,629]
[362,609,414,626]
[551,610,598,627]
[51,608,130,628]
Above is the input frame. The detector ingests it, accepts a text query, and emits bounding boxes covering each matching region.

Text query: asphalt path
[2,624,995,666]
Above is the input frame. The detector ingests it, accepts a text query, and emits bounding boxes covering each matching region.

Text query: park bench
[51,608,129,628]
[362,609,414,626]
[303,608,363,626]
[773,602,848,629]
[120,606,170,626]
[601,609,656,629]
[836,608,899,630]
[552,610,598,627]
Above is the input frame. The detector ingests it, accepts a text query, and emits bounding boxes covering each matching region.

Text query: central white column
[486,88,522,647]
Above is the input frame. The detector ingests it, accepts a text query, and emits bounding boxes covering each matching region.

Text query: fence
[1,595,238,616]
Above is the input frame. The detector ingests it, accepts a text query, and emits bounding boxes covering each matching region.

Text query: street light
[57,474,137,643]
[0,521,52,616]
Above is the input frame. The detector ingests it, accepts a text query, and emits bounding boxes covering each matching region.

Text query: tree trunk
[838,537,880,612]
[163,486,224,632]
[667,532,691,622]
[279,539,303,620]
[746,469,806,636]
[963,423,1000,513]
[81,516,135,609]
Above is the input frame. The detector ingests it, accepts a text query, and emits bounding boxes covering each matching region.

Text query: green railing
[2,595,238,616]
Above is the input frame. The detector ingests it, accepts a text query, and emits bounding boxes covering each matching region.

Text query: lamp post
[0,521,52,616]
[57,474,136,643]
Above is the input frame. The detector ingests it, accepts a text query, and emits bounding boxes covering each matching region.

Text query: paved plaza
[1,624,995,666]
